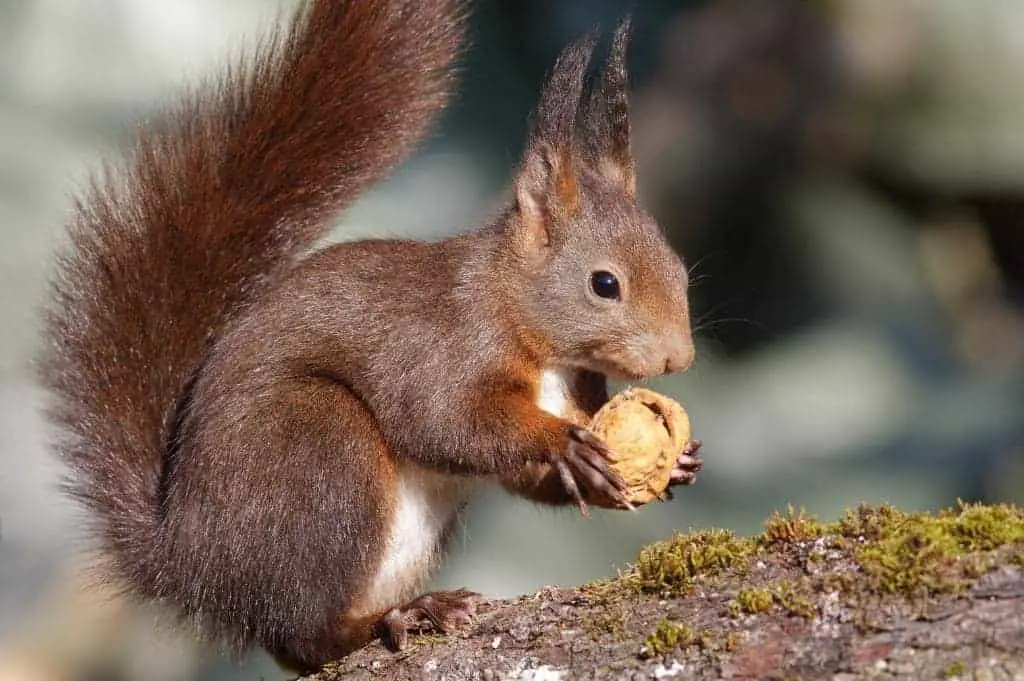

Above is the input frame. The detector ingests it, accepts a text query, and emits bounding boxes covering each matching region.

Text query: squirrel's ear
[513,142,578,255]
[511,34,596,257]
[583,19,636,197]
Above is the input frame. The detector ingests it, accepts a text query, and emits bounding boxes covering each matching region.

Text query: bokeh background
[1,0,1022,679]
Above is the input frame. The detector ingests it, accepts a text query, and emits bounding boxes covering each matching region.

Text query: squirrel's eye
[590,271,621,300]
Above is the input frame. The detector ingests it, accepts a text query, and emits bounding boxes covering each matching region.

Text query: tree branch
[298,504,1024,680]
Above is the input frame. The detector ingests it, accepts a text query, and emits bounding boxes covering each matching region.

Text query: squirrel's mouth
[581,341,694,381]
[603,364,649,382]
[577,353,651,382]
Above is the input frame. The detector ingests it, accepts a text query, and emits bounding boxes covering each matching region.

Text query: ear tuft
[583,18,636,196]
[533,32,598,150]
[511,36,597,257]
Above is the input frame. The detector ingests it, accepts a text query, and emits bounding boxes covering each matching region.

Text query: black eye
[590,271,621,300]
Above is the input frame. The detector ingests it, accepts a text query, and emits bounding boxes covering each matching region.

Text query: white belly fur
[360,366,572,615]
[360,463,477,615]
[537,367,573,418]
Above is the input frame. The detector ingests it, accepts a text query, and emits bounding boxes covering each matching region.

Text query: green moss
[772,579,816,618]
[732,587,774,615]
[836,502,1024,550]
[945,659,966,679]
[691,629,742,655]
[696,629,719,651]
[760,505,826,547]
[727,581,815,619]
[584,605,629,641]
[834,503,899,541]
[644,619,695,656]
[625,500,1022,631]
[953,502,1024,550]
[577,577,624,607]
[631,529,756,594]
[837,502,1024,597]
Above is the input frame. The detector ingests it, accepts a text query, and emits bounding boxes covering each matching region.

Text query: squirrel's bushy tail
[41,0,464,598]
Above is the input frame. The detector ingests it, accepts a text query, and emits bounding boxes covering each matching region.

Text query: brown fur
[41,0,695,672]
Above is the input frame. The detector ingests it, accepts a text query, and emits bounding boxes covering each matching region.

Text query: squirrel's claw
[668,439,703,487]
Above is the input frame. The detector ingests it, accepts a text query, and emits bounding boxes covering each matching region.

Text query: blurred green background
[1,0,1021,679]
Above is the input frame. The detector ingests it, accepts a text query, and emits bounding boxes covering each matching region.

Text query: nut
[590,387,691,507]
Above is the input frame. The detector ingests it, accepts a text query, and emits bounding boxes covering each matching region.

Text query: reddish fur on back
[41,0,464,599]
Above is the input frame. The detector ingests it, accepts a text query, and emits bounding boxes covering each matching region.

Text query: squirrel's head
[502,22,695,380]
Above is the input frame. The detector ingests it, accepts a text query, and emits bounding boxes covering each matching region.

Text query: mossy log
[296,503,1024,680]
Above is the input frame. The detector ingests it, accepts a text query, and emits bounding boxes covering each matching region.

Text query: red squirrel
[41,0,701,672]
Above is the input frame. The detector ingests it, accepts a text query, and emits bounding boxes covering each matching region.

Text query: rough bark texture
[295,507,1024,681]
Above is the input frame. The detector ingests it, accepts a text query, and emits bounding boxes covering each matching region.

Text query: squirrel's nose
[662,337,696,375]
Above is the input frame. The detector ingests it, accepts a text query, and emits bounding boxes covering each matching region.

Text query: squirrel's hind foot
[270,589,482,673]
[376,588,483,652]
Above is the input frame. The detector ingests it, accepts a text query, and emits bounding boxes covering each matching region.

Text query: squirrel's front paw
[659,439,703,501]
[548,426,631,515]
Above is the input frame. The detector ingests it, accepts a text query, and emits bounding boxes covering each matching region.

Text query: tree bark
[296,513,1024,680]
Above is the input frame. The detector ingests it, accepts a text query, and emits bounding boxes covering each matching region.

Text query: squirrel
[40,0,701,673]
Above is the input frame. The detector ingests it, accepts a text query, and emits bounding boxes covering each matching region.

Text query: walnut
[590,387,691,507]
